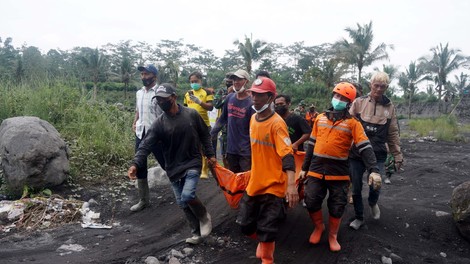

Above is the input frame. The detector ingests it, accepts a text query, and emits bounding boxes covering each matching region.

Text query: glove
[298,170,307,179]
[189,94,202,105]
[368,172,382,191]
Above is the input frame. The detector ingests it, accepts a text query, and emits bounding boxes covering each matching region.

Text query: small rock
[390,253,403,263]
[435,211,450,217]
[182,247,194,256]
[168,257,181,264]
[381,255,392,264]
[145,256,160,264]
[405,223,409,228]
[440,252,447,258]
[170,249,184,259]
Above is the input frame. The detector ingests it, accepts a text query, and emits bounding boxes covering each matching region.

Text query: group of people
[128,65,403,264]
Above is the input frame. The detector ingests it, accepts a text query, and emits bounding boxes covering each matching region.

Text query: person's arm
[210,94,229,137]
[292,116,312,151]
[129,121,160,179]
[387,106,403,169]
[132,109,139,132]
[199,100,214,111]
[194,111,215,159]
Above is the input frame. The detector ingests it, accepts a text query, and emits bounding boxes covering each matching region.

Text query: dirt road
[1,138,470,264]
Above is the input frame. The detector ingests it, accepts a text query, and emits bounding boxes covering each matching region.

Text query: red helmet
[249,77,276,95]
[332,82,356,102]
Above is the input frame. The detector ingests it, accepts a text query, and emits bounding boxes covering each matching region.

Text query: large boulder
[451,181,470,241]
[0,116,69,191]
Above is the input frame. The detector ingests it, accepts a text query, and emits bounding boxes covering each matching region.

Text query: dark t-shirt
[285,113,311,151]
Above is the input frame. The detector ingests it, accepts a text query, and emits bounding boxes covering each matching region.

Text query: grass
[0,79,135,190]
[408,116,470,142]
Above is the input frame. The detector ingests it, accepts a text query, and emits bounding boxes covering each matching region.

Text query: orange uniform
[246,113,294,198]
[304,112,371,181]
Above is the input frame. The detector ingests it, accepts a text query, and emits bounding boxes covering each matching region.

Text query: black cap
[155,83,176,98]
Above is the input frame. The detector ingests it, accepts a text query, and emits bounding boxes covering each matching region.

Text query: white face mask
[252,98,272,113]
[235,80,247,93]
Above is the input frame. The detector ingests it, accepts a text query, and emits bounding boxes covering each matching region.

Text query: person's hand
[298,170,307,180]
[128,165,137,180]
[286,183,299,208]
[368,172,382,191]
[292,142,299,151]
[395,160,403,172]
[207,157,218,168]
[189,94,202,105]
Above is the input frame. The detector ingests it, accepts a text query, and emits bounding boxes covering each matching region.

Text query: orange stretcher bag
[210,151,306,209]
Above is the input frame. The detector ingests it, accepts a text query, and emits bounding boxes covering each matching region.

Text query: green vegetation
[0,80,135,187]
[408,116,470,142]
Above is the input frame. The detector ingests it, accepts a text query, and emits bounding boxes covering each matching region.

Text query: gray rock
[168,257,181,264]
[390,253,403,263]
[381,256,392,264]
[182,247,194,256]
[170,249,184,259]
[0,116,69,191]
[147,165,169,188]
[451,181,470,240]
[144,256,160,264]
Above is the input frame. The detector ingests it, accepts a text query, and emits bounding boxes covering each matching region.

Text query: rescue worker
[299,82,380,252]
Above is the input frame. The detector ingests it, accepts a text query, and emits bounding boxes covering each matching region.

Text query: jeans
[171,169,200,208]
[349,158,385,221]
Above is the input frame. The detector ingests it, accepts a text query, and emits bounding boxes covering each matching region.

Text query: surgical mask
[158,99,172,112]
[190,83,201,90]
[235,81,246,93]
[274,105,288,115]
[142,77,155,87]
[331,98,348,111]
[252,97,272,114]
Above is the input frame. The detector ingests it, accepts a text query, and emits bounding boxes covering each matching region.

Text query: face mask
[252,97,272,114]
[158,99,172,112]
[275,105,288,115]
[190,83,201,90]
[235,80,246,93]
[331,98,348,111]
[142,77,155,87]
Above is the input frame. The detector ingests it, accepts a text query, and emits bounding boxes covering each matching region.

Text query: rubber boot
[200,158,209,179]
[308,210,325,244]
[328,215,342,252]
[130,179,149,212]
[183,207,203,244]
[259,242,275,264]
[187,198,212,237]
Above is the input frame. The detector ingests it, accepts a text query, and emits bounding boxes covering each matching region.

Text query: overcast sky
[1,0,469,74]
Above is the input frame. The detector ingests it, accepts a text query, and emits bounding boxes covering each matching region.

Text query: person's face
[274,97,290,108]
[225,80,233,88]
[251,92,272,110]
[189,75,202,85]
[370,80,388,99]
[232,77,247,90]
[140,71,154,80]
[156,95,175,112]
[333,92,350,103]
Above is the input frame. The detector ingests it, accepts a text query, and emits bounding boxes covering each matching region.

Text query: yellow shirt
[184,88,214,126]
[247,113,293,197]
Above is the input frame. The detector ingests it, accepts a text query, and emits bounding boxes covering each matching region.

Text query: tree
[334,21,392,83]
[398,61,428,119]
[234,35,271,74]
[80,48,109,100]
[420,43,468,112]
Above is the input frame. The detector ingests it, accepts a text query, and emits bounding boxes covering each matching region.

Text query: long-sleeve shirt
[133,105,215,181]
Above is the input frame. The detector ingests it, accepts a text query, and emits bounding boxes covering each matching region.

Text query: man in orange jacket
[237,77,299,264]
[299,82,380,252]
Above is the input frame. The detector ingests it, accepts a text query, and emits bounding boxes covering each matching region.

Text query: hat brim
[248,87,271,93]
[155,92,173,98]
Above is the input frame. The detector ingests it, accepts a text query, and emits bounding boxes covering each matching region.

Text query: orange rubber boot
[308,210,325,244]
[328,215,342,252]
[259,242,275,264]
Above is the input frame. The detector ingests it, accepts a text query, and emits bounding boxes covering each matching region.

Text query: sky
[1,0,469,75]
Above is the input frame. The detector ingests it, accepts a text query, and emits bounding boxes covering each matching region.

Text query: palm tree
[334,21,392,83]
[398,61,428,119]
[80,48,108,101]
[233,35,271,74]
[419,43,468,112]
[120,56,132,100]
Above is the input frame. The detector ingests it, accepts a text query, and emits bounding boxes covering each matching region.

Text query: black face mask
[142,77,155,87]
[275,105,288,115]
[158,99,172,112]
